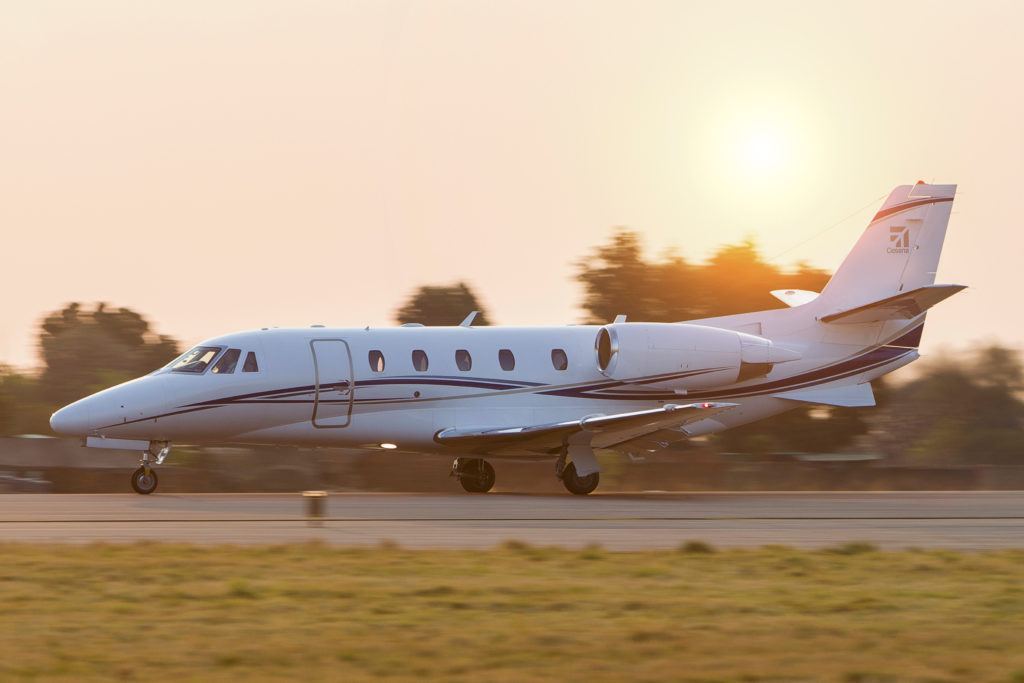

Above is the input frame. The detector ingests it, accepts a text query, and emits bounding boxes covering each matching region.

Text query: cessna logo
[888,226,910,253]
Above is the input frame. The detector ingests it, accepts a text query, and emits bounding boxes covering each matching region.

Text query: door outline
[310,339,354,428]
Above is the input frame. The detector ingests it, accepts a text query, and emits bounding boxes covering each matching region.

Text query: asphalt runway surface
[0,491,1022,549]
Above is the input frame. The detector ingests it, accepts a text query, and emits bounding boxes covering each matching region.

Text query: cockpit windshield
[169,346,223,374]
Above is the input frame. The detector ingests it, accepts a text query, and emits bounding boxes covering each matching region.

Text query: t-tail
[812,182,965,327]
[747,182,966,409]
[696,182,966,407]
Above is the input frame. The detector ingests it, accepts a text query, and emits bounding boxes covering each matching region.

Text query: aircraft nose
[49,401,92,436]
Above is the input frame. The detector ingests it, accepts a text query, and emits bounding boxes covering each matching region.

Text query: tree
[576,229,830,323]
[865,346,1024,465]
[0,367,25,434]
[38,302,180,405]
[973,345,1024,394]
[575,231,692,323]
[394,282,492,326]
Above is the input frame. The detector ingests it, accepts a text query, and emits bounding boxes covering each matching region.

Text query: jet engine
[594,323,801,390]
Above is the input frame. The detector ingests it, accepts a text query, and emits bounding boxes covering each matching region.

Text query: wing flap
[820,284,965,324]
[608,428,690,454]
[434,402,737,454]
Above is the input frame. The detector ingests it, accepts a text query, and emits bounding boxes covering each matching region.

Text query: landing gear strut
[131,442,170,495]
[452,457,495,493]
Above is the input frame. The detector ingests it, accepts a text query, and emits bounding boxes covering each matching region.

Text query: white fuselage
[49,318,919,457]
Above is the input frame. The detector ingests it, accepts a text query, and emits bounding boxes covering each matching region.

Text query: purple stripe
[94,405,217,431]
[886,323,925,348]
[546,346,909,401]
[871,196,952,223]
[186,375,541,407]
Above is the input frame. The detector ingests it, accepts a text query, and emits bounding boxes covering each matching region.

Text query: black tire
[130,466,158,495]
[562,462,599,495]
[458,458,495,493]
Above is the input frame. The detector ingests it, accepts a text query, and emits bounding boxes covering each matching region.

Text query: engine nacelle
[594,323,801,391]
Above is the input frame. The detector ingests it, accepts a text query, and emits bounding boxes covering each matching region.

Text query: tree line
[1,230,1020,465]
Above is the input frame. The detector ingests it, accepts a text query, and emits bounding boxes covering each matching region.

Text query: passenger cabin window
[369,350,386,372]
[455,349,472,371]
[242,351,259,373]
[170,346,222,374]
[412,349,429,372]
[551,348,568,371]
[498,349,515,371]
[211,348,241,374]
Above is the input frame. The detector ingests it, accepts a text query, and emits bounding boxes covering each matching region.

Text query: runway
[0,491,1022,549]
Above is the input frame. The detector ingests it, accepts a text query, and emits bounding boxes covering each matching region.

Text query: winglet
[459,311,479,327]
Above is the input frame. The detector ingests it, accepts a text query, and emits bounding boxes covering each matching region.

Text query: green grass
[1,542,1023,682]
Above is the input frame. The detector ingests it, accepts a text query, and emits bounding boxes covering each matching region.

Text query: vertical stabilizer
[818,183,956,312]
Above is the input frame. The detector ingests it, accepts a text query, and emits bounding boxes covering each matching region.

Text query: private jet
[51,183,964,495]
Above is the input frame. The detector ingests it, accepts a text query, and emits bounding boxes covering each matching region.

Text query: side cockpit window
[243,351,260,373]
[211,348,241,374]
[170,346,223,374]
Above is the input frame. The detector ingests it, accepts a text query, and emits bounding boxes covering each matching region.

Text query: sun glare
[690,99,822,237]
[740,127,787,173]
[733,122,791,178]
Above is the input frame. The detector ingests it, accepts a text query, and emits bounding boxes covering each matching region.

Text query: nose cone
[50,401,93,436]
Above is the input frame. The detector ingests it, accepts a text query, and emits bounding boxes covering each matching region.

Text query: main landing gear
[452,457,496,493]
[131,443,170,495]
[555,450,600,495]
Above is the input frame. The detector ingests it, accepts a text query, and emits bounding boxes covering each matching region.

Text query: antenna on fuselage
[613,314,627,324]
[459,311,479,327]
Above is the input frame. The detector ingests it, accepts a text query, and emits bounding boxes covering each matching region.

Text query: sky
[1,0,1021,369]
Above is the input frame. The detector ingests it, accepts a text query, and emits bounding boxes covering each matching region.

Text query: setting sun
[736,124,789,175]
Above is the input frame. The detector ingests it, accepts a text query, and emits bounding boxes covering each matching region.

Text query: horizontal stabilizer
[770,289,819,307]
[820,284,966,324]
[775,382,876,407]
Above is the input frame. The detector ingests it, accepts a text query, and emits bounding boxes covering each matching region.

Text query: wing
[434,402,737,455]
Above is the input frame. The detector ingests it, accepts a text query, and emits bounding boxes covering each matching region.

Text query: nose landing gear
[131,442,170,495]
[131,466,158,495]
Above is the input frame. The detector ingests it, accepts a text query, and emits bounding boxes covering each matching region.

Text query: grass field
[1,542,1023,682]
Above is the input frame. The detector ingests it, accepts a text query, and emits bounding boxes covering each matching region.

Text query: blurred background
[1,0,1021,491]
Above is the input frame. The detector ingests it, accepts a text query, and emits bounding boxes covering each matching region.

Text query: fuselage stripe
[870,196,952,223]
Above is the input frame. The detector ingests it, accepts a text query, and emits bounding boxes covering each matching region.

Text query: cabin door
[310,339,354,428]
